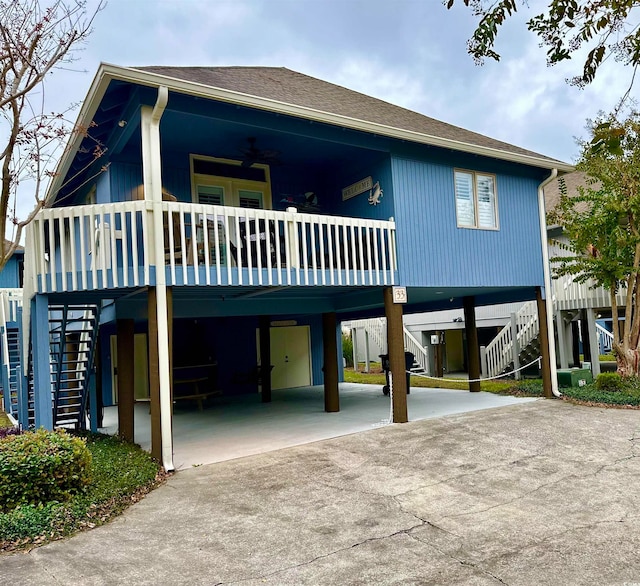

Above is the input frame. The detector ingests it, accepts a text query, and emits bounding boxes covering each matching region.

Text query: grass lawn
[346,366,640,407]
[0,411,12,428]
[345,367,544,396]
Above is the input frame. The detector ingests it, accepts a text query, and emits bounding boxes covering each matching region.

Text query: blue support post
[31,294,52,429]
[88,371,98,433]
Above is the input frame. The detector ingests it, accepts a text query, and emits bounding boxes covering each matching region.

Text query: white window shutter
[455,171,475,227]
[476,174,496,228]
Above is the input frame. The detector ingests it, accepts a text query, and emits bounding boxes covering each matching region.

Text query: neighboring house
[15,64,571,471]
[546,171,621,376]
[0,243,24,421]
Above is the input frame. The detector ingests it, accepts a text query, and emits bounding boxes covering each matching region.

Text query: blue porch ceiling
[121,104,390,170]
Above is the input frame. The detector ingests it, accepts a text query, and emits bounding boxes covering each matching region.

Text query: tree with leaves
[446,1,640,91]
[550,111,640,376]
[0,0,104,270]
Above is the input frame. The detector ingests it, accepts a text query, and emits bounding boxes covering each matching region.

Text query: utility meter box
[556,368,593,388]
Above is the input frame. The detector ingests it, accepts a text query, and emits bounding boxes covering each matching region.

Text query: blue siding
[323,156,394,221]
[391,157,544,288]
[96,168,112,203]
[109,162,142,202]
[0,255,22,288]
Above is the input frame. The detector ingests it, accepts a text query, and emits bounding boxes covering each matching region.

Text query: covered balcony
[23,201,397,295]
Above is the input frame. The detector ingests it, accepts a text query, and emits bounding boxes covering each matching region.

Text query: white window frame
[453,169,499,230]
[189,155,272,210]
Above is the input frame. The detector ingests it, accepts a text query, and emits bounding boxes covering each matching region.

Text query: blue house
[17,65,571,471]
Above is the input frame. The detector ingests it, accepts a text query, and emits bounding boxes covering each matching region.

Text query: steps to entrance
[25,304,101,430]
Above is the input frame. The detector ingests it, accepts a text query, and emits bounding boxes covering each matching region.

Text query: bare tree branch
[0,0,105,269]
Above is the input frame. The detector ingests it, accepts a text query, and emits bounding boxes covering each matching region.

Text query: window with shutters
[190,155,272,209]
[454,169,498,230]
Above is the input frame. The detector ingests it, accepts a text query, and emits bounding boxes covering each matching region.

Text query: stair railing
[349,316,430,375]
[484,300,538,377]
[595,322,614,354]
[353,318,386,358]
[403,326,430,375]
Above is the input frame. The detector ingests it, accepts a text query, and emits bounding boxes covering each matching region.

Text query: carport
[101,383,537,470]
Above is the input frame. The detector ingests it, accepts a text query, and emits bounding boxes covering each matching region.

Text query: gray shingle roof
[134,66,560,163]
[544,171,592,216]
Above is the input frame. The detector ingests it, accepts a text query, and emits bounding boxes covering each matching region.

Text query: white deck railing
[23,202,397,295]
[351,316,430,375]
[0,289,23,323]
[549,237,625,311]
[553,272,625,311]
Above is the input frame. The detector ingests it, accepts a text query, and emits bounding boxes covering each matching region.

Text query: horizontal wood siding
[391,157,544,288]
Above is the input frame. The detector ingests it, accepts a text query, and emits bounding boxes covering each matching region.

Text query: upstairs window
[196,185,224,206]
[190,155,272,210]
[454,170,498,230]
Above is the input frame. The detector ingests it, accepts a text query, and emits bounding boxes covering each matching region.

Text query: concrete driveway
[3,399,640,585]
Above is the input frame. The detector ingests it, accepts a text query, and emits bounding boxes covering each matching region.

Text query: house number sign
[342,176,373,201]
[392,286,407,304]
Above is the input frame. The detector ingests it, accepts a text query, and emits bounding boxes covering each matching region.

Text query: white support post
[556,311,569,369]
[351,327,358,372]
[141,88,174,473]
[510,312,520,380]
[586,309,601,378]
[364,329,370,373]
[479,345,487,378]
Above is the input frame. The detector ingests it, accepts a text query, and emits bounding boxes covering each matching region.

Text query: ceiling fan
[238,137,281,168]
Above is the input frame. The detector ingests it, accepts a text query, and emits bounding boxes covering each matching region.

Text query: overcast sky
[48,0,640,166]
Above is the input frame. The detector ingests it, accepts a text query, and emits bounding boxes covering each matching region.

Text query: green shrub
[0,428,92,513]
[342,333,353,367]
[0,432,161,548]
[595,372,624,392]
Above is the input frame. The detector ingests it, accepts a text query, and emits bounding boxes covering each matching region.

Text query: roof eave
[47,63,574,201]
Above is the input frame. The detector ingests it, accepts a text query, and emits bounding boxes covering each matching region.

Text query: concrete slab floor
[100,383,537,470]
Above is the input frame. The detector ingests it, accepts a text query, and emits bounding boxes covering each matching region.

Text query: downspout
[142,86,174,471]
[538,169,562,397]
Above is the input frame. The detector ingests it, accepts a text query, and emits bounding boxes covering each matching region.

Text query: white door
[261,325,311,390]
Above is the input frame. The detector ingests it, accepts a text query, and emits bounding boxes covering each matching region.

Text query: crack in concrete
[210,424,640,586]
[594,428,640,475]
[406,530,509,585]
[484,516,631,568]
[216,520,427,585]
[437,473,573,521]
